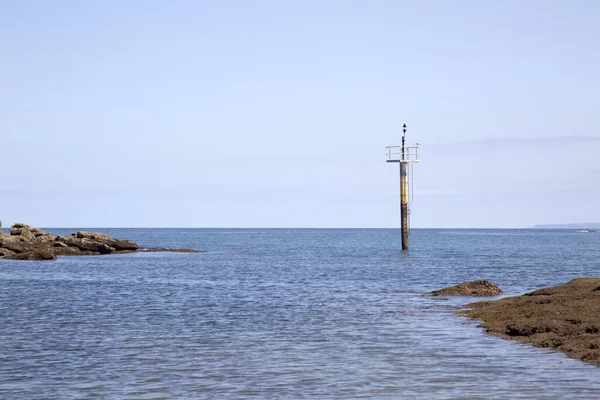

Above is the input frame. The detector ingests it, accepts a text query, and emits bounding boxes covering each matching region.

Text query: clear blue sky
[1,0,599,228]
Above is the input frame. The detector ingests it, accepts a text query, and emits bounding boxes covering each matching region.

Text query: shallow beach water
[1,228,600,399]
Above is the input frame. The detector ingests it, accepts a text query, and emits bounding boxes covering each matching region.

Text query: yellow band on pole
[401,175,409,205]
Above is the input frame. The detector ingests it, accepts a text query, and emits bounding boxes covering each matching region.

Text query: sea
[1,228,600,399]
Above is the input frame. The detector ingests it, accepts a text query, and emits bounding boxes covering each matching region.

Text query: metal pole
[400,124,409,250]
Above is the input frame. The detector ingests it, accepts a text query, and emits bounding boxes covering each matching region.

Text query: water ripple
[1,228,600,398]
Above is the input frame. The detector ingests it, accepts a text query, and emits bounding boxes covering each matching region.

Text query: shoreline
[461,278,600,366]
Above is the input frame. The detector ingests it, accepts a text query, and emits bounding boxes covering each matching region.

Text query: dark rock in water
[138,247,202,253]
[1,224,200,260]
[64,232,139,252]
[430,280,503,296]
[4,249,57,260]
[108,239,139,251]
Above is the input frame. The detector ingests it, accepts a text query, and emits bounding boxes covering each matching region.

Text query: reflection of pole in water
[386,124,420,250]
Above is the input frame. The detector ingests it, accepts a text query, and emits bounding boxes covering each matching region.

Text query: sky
[1,0,599,228]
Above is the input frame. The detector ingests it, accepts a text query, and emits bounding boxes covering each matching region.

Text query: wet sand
[461,278,600,365]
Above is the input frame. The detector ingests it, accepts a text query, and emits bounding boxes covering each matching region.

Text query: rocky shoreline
[0,223,201,260]
[461,278,600,366]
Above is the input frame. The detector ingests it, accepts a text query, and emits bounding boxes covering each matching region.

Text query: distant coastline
[531,223,600,229]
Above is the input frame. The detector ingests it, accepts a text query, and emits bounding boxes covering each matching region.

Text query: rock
[138,247,202,253]
[70,232,138,251]
[53,246,92,256]
[0,240,30,253]
[10,223,30,230]
[9,224,37,241]
[34,232,55,243]
[0,248,15,256]
[59,236,114,254]
[7,224,55,243]
[430,280,503,296]
[93,242,113,255]
[1,233,28,241]
[108,239,139,251]
[58,235,83,246]
[4,249,56,261]
[0,232,27,243]
[51,241,79,256]
[10,223,34,234]
[76,231,112,241]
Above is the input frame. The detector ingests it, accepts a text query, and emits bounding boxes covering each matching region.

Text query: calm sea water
[1,228,600,399]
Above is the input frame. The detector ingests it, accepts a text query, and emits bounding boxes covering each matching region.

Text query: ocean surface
[1,228,600,399]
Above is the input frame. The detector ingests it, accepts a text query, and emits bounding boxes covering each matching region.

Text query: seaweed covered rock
[462,278,600,365]
[430,280,503,296]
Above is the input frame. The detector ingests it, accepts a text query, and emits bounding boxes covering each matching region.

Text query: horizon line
[1,226,564,230]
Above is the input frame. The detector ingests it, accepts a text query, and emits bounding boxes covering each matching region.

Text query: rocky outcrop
[0,223,201,261]
[462,278,600,365]
[430,280,503,296]
[5,249,57,260]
